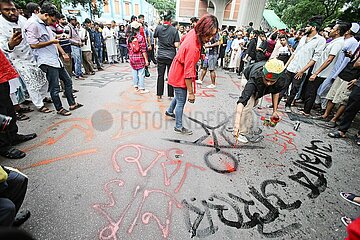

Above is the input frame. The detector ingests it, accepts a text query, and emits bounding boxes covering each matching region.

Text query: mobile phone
[13,28,21,34]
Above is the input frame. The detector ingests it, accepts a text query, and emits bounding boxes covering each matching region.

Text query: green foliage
[266,0,358,29]
[146,0,176,16]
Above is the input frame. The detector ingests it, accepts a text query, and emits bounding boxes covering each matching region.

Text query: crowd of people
[0,0,359,238]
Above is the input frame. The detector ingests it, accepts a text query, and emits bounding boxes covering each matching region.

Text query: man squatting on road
[233,59,286,143]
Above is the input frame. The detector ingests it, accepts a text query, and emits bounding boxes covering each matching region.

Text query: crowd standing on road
[0,0,359,238]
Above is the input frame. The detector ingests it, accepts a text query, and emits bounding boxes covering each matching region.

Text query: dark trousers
[119,45,128,62]
[148,44,157,64]
[0,82,18,149]
[338,85,360,133]
[303,76,325,114]
[0,170,28,226]
[157,58,174,97]
[39,65,75,111]
[283,70,307,107]
[91,46,101,68]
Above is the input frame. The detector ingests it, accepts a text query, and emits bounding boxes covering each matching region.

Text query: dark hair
[337,21,351,36]
[163,10,172,21]
[249,22,253,26]
[94,22,99,26]
[190,17,198,23]
[172,21,178,27]
[128,26,140,43]
[278,34,287,39]
[39,2,59,17]
[131,15,137,21]
[25,2,40,13]
[84,18,92,24]
[308,15,324,31]
[194,14,218,37]
[138,14,144,19]
[270,32,278,40]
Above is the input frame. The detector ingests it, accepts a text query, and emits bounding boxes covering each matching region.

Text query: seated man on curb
[233,59,285,143]
[0,166,30,227]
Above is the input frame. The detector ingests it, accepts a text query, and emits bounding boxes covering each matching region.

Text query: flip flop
[17,106,34,114]
[341,216,352,227]
[69,103,83,111]
[38,106,52,113]
[57,108,71,116]
[340,192,360,206]
[16,113,29,121]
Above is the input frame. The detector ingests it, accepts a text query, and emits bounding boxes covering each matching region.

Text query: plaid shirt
[128,33,146,70]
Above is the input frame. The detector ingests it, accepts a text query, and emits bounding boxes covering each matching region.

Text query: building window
[125,2,130,16]
[115,0,120,14]
[104,1,110,13]
[134,4,139,16]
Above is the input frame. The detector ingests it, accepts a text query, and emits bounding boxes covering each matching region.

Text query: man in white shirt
[301,22,349,116]
[102,21,118,64]
[283,16,326,113]
[0,0,51,113]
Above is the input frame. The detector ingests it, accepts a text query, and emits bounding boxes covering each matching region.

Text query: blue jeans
[167,87,187,129]
[39,65,75,111]
[132,68,145,89]
[71,46,83,77]
[95,47,103,64]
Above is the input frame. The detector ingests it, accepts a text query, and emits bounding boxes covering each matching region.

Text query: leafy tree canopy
[266,0,359,29]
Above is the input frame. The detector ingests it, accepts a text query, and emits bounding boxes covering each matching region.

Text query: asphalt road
[2,63,359,240]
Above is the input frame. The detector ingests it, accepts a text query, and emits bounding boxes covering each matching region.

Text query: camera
[0,114,12,131]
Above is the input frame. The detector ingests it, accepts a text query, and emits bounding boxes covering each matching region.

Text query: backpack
[130,37,140,53]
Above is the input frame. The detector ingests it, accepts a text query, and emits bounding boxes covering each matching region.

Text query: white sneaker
[236,134,248,143]
[206,84,216,89]
[139,89,150,94]
[196,80,203,84]
[285,106,292,113]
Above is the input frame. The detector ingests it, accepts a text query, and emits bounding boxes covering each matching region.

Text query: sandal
[0,147,26,159]
[341,216,352,227]
[340,192,360,206]
[57,108,71,116]
[69,103,83,111]
[328,131,346,138]
[38,106,52,113]
[17,106,34,114]
[16,113,29,121]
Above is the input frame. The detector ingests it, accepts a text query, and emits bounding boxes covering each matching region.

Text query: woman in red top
[165,14,219,135]
[0,49,36,159]
[127,21,150,94]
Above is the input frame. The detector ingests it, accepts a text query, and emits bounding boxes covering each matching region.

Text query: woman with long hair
[127,21,150,94]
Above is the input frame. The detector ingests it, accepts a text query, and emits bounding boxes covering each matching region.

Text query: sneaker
[139,89,150,94]
[206,84,216,89]
[236,134,248,143]
[174,127,193,135]
[165,111,175,119]
[285,106,292,113]
[196,80,203,84]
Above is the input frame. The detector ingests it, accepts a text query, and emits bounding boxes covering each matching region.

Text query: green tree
[146,0,176,16]
[266,0,357,29]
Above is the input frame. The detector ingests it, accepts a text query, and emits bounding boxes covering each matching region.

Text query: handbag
[145,67,150,77]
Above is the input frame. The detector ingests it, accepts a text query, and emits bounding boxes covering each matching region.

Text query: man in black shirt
[154,11,180,99]
[233,59,285,143]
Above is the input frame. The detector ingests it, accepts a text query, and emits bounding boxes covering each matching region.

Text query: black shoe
[13,210,31,227]
[13,133,37,145]
[0,147,26,159]
[113,61,119,64]
[165,111,175,119]
[174,127,193,135]
[97,67,104,71]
